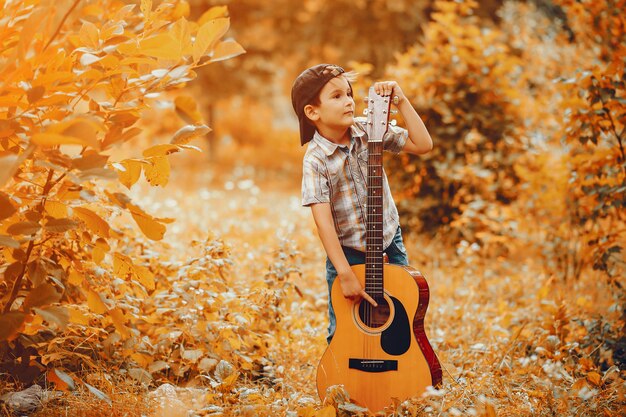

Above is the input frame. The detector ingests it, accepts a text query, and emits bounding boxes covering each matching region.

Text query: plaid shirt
[302,117,408,252]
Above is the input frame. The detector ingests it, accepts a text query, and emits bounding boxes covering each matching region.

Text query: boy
[291,64,433,343]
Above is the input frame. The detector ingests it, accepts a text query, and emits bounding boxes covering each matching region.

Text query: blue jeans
[325,226,409,343]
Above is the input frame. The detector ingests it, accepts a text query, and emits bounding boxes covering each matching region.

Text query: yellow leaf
[86,290,107,314]
[79,21,100,49]
[68,306,90,325]
[113,252,155,290]
[73,207,111,238]
[31,133,98,149]
[139,33,181,60]
[44,201,68,218]
[22,314,45,335]
[142,144,181,157]
[210,39,245,63]
[316,405,336,417]
[297,406,317,417]
[198,6,229,25]
[171,18,192,56]
[109,307,130,338]
[131,352,153,368]
[141,0,152,20]
[92,246,105,264]
[193,18,230,63]
[217,372,239,392]
[174,95,203,124]
[142,155,170,187]
[92,238,110,265]
[68,270,84,286]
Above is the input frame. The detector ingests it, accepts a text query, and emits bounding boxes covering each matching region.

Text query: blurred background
[137,0,624,286]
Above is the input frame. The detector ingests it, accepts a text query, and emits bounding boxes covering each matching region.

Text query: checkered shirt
[301,117,408,252]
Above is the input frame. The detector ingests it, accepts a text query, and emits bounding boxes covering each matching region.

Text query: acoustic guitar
[316,87,442,413]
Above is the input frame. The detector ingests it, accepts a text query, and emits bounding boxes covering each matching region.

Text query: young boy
[291,64,433,343]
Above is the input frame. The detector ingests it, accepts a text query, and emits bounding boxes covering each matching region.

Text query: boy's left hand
[373,81,406,106]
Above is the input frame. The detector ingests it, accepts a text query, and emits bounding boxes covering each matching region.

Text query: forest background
[0,0,624,416]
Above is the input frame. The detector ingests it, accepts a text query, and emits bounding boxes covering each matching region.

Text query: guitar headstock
[364,86,392,143]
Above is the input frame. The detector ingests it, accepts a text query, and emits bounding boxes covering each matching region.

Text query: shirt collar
[312,125,366,156]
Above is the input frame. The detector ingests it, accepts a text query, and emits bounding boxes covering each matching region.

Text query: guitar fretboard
[365,140,384,300]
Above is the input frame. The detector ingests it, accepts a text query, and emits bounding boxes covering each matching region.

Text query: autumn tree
[0,0,244,386]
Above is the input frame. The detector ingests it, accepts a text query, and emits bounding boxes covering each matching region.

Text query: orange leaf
[316,405,336,417]
[142,155,170,187]
[139,33,181,60]
[7,221,40,236]
[47,369,76,391]
[174,95,203,124]
[114,159,143,189]
[0,154,19,188]
[0,312,27,341]
[0,192,17,221]
[23,283,62,310]
[113,252,155,290]
[33,306,69,330]
[171,125,210,145]
[193,18,230,62]
[108,307,130,338]
[86,290,107,314]
[587,371,602,386]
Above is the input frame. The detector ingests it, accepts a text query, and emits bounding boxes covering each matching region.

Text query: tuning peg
[393,95,399,105]
[363,109,369,116]
[390,119,397,126]
[391,109,398,115]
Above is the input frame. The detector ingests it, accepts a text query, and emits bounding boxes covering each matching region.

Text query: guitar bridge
[349,358,398,373]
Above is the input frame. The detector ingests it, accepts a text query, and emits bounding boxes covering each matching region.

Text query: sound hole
[359,297,390,328]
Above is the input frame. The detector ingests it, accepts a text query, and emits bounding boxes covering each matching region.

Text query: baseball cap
[291,64,349,146]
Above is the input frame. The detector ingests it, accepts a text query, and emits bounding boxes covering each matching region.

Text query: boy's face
[305,76,355,132]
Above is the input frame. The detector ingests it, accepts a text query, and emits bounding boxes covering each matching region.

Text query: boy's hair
[291,64,357,146]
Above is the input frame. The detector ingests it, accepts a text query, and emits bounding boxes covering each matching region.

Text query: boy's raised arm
[374,81,433,155]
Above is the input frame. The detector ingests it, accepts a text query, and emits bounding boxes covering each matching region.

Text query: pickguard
[380,296,411,355]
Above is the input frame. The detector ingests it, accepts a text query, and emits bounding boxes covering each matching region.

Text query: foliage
[553,0,626,283]
[0,0,244,385]
[1,1,625,416]
[384,0,527,251]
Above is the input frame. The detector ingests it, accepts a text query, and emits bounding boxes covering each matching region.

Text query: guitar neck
[365,140,384,299]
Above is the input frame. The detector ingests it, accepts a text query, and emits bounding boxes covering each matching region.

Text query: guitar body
[316,263,442,413]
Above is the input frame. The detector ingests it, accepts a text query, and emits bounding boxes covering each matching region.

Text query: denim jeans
[325,226,409,343]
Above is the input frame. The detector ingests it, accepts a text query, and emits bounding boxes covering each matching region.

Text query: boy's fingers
[361,290,378,307]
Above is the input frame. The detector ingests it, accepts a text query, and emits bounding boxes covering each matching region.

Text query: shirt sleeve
[302,156,330,206]
[383,124,408,154]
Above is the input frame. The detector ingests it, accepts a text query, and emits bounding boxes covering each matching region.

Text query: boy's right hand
[337,269,378,307]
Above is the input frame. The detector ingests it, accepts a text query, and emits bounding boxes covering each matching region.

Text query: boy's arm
[310,203,377,307]
[374,81,433,155]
